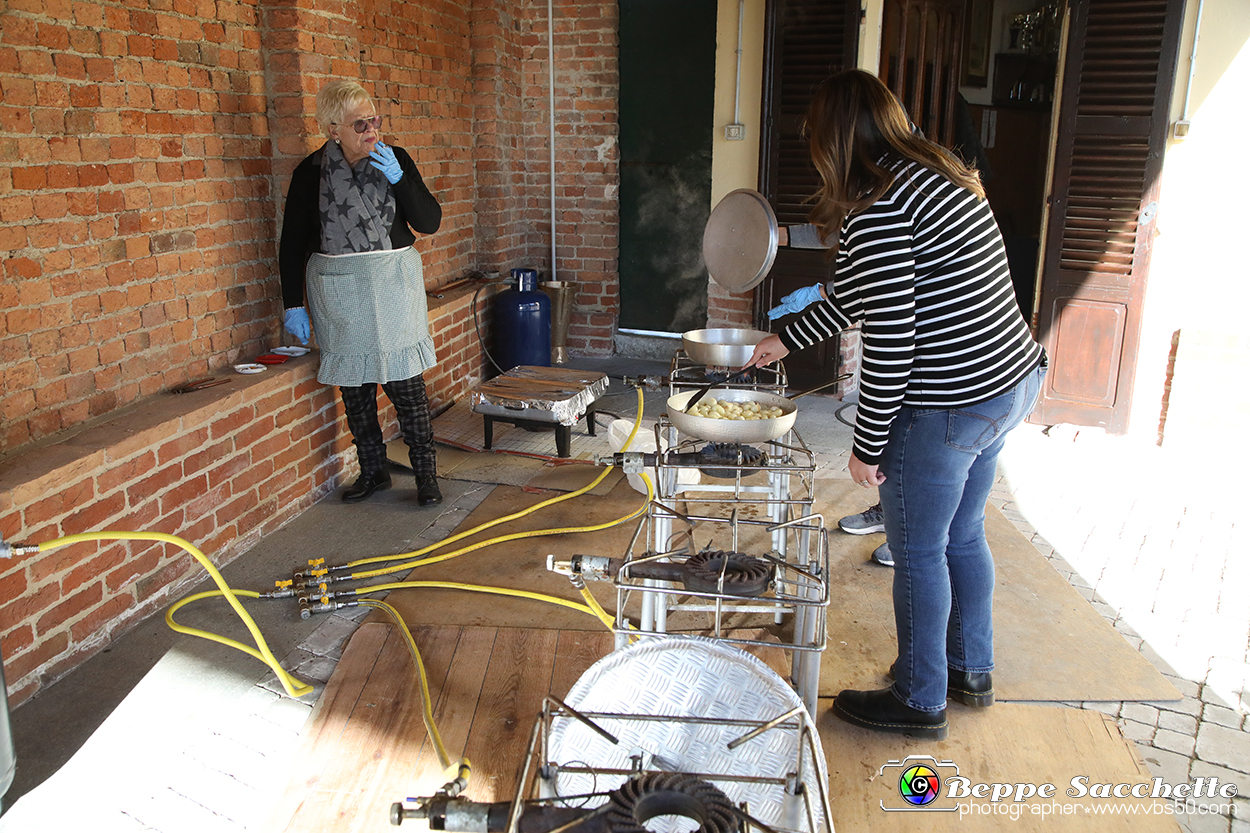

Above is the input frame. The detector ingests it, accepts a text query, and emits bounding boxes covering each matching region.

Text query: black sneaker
[839,503,884,535]
[416,475,443,507]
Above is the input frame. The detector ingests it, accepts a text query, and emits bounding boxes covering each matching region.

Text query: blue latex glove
[767,284,824,320]
[368,142,403,184]
[283,307,311,346]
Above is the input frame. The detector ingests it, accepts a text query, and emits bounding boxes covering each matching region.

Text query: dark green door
[618,0,717,333]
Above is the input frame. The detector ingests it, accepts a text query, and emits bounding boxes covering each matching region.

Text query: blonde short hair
[315,80,372,136]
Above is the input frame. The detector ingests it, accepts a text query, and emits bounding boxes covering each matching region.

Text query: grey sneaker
[839,503,884,535]
[871,541,893,567]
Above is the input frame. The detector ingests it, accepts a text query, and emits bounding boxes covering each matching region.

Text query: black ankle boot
[342,470,392,503]
[888,663,995,708]
[416,475,442,507]
[947,669,994,707]
[832,687,948,739]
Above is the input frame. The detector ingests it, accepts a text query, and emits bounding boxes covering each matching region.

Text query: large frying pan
[681,328,771,368]
[666,388,797,444]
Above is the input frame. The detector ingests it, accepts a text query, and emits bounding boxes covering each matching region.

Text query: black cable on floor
[835,401,857,427]
[472,280,510,376]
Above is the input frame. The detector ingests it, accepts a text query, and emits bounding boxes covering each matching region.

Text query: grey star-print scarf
[318,139,397,255]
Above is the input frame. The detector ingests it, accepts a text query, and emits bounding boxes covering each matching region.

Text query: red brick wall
[0,0,623,703]
[0,0,620,450]
[469,1,530,273]
[706,279,756,329]
[1,0,281,451]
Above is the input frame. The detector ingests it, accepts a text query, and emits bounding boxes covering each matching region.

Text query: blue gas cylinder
[493,269,551,370]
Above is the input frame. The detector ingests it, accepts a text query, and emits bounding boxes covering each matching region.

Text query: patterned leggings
[339,373,436,478]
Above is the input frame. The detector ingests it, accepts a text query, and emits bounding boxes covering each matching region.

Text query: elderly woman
[750,70,1047,739]
[278,80,444,507]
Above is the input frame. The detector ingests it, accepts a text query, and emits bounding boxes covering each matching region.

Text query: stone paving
[994,423,1249,833]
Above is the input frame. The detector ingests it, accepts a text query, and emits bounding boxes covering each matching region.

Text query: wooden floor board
[311,626,429,830]
[406,626,498,794]
[269,611,1180,833]
[549,630,615,699]
[265,623,389,831]
[460,628,561,804]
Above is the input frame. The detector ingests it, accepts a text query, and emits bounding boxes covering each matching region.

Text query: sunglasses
[334,115,383,134]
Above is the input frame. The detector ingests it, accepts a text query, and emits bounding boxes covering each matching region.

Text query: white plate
[271,346,310,356]
[234,363,266,374]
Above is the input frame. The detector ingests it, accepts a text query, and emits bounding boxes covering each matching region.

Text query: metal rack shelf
[668,350,789,396]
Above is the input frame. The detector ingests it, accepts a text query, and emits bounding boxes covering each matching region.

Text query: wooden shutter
[757,0,859,390]
[761,0,859,224]
[878,0,965,147]
[1033,0,1184,432]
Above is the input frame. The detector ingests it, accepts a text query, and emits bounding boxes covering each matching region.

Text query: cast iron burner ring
[700,443,768,479]
[605,773,738,833]
[684,550,773,597]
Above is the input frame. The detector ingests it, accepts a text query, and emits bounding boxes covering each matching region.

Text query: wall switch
[725,123,745,141]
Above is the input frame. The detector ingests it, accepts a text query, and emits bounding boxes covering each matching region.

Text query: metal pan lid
[702,189,779,293]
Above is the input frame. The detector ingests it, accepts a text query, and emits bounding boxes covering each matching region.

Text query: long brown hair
[804,70,985,247]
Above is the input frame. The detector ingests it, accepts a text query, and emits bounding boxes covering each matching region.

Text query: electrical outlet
[725,124,745,141]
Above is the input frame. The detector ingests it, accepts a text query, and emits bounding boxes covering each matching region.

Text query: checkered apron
[305,246,437,387]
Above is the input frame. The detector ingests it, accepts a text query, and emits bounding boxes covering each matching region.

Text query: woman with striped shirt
[748,70,1047,739]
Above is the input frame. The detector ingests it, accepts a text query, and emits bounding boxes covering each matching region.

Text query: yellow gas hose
[29,389,651,704]
[38,531,312,698]
[345,468,654,581]
[341,468,614,572]
[345,580,615,630]
[354,598,463,772]
[166,589,312,696]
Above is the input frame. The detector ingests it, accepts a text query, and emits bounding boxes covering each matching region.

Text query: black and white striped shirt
[779,159,1043,465]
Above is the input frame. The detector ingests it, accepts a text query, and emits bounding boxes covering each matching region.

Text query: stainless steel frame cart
[615,354,829,714]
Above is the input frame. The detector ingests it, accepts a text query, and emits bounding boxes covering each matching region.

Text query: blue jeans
[878,361,1046,711]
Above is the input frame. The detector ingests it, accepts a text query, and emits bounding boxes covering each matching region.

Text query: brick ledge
[0,356,323,516]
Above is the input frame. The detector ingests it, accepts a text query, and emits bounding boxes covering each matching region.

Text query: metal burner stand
[612,355,829,713]
[393,696,833,833]
[518,695,832,833]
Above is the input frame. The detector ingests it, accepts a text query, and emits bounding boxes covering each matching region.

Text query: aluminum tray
[471,366,608,426]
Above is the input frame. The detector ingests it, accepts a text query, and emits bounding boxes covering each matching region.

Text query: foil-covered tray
[471,366,609,426]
